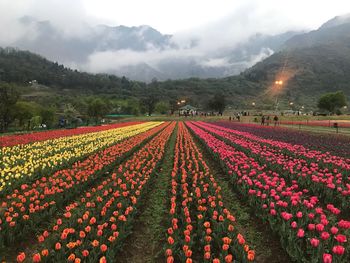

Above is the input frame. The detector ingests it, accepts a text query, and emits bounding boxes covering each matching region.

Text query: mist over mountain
[6,16,303,82]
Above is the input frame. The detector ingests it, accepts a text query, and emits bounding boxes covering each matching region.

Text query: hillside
[0,47,146,95]
[0,47,261,108]
[1,15,350,110]
[243,16,350,108]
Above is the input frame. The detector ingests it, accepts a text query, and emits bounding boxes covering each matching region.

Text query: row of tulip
[214,121,350,158]
[194,122,350,209]
[0,122,141,147]
[187,122,350,263]
[202,122,349,170]
[165,122,255,263]
[0,122,161,193]
[12,122,175,263]
[0,122,168,248]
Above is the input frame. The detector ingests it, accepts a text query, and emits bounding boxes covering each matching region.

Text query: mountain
[0,46,260,108]
[2,14,350,110]
[13,17,174,64]
[319,13,350,29]
[243,15,350,107]
[8,16,303,81]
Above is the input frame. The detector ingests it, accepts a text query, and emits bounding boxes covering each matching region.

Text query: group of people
[261,115,279,126]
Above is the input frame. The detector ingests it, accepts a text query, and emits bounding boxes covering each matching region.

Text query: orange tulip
[168,236,174,245]
[99,256,107,263]
[41,249,49,257]
[68,254,76,261]
[225,254,233,263]
[165,249,172,256]
[91,240,99,247]
[167,256,174,263]
[247,250,255,261]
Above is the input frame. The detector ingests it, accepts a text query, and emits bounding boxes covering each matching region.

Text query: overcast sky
[1,0,350,77]
[1,0,350,35]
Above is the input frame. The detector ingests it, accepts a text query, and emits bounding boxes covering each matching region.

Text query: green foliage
[39,106,57,128]
[87,98,111,123]
[63,103,80,125]
[0,82,19,131]
[155,101,170,114]
[317,91,347,114]
[13,101,39,127]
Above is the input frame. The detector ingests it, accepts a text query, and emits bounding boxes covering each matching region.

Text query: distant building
[179,105,197,116]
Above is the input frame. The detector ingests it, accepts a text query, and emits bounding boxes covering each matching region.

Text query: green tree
[13,101,39,129]
[317,91,347,114]
[87,98,110,124]
[155,101,170,114]
[40,106,56,128]
[63,103,79,127]
[0,82,19,132]
[141,79,159,116]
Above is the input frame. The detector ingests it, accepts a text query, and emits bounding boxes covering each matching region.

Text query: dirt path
[116,125,177,263]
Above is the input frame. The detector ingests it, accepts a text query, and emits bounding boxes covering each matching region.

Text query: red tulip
[16,252,26,263]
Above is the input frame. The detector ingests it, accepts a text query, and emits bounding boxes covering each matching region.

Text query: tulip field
[0,121,349,263]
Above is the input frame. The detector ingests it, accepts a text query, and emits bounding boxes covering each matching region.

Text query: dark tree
[0,82,19,132]
[208,93,226,115]
[318,91,347,114]
[141,80,159,116]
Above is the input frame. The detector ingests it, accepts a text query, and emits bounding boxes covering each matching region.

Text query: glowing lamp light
[275,80,283,85]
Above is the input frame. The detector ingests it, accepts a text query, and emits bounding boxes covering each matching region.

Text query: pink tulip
[310,238,320,247]
[323,253,332,263]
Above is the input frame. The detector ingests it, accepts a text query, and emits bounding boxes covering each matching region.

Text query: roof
[179,105,197,110]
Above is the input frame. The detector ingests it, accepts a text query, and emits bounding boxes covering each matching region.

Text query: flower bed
[0,122,168,248]
[0,122,161,193]
[13,122,176,263]
[165,122,254,263]
[0,122,142,147]
[187,122,350,263]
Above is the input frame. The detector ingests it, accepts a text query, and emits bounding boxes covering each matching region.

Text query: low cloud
[1,0,346,80]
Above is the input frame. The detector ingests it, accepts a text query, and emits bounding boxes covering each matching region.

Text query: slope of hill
[1,14,350,110]
[0,46,261,108]
[243,15,350,107]
[0,47,145,96]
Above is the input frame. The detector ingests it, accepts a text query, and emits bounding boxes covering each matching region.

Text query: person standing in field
[261,115,265,125]
[273,115,279,126]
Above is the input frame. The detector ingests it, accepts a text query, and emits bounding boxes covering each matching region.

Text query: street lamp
[274,80,283,111]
